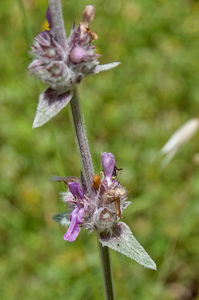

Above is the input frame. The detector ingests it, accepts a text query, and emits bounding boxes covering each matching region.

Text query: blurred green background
[1,0,199,299]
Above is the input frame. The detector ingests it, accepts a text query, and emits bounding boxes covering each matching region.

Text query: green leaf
[52,211,71,227]
[33,88,73,128]
[99,222,156,270]
[93,62,121,74]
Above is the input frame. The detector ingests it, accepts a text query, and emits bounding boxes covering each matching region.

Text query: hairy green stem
[99,244,115,300]
[70,89,94,195]
[48,0,67,49]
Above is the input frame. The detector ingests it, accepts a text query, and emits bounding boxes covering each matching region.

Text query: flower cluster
[28,6,99,94]
[53,152,130,241]
[52,152,156,270]
[28,5,120,128]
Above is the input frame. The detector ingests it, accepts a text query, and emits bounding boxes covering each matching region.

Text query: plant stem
[70,88,114,299]
[99,243,115,300]
[48,0,67,49]
[70,88,94,195]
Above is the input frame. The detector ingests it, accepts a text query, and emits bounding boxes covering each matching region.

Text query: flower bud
[81,5,95,26]
[69,46,87,63]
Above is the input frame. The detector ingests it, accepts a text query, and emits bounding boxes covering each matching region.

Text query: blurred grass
[1,0,199,299]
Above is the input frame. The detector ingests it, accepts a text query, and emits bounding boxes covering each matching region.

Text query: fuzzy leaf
[33,88,73,128]
[99,222,156,270]
[93,62,121,74]
[52,211,71,227]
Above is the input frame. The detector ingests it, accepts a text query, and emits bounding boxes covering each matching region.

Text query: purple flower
[52,152,156,269]
[63,182,84,242]
[28,4,120,128]
[46,7,53,30]
[54,152,127,241]
[68,182,84,199]
[63,205,84,242]
[101,152,115,185]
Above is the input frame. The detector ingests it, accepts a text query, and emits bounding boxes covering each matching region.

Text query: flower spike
[28,2,120,128]
[52,152,156,270]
